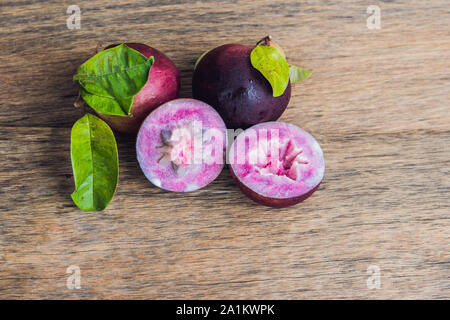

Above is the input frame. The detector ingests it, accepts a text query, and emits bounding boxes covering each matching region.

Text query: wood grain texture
[0,0,449,299]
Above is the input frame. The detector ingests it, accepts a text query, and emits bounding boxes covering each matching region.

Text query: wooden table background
[0,0,448,299]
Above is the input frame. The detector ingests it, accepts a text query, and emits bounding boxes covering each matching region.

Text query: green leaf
[74,44,154,116]
[289,65,313,83]
[194,49,210,70]
[250,45,290,97]
[71,114,118,211]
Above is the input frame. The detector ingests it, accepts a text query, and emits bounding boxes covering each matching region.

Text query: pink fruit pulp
[98,43,180,134]
[229,122,325,208]
[136,98,227,192]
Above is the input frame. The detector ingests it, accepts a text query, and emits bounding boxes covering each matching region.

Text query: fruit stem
[73,92,84,108]
[95,41,105,53]
[256,35,273,47]
[256,36,286,59]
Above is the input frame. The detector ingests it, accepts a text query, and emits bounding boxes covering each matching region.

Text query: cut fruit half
[137,99,227,192]
[229,122,325,208]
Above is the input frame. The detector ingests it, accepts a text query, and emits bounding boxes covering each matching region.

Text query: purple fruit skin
[192,44,291,129]
[230,167,321,208]
[98,43,180,134]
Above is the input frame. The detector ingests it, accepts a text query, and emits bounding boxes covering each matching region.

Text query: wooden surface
[0,0,449,299]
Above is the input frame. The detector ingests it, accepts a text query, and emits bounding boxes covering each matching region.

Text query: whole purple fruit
[98,43,180,134]
[192,43,291,129]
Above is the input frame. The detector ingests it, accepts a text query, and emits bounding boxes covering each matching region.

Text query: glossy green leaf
[250,45,290,97]
[74,44,154,116]
[289,65,313,83]
[71,114,118,211]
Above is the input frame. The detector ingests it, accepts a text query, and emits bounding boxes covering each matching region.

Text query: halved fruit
[229,122,325,208]
[137,98,227,192]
